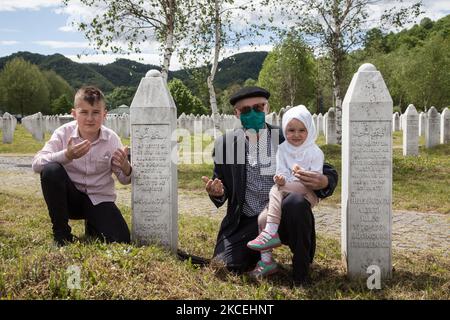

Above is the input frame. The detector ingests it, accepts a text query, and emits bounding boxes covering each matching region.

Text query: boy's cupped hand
[112,146,131,176]
[65,137,91,160]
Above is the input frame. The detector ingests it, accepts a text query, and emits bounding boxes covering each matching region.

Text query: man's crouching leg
[213,216,260,274]
[278,193,315,285]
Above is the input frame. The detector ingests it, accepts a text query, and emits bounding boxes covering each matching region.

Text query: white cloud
[421,0,450,21]
[33,40,90,49]
[223,44,273,57]
[0,0,62,12]
[58,25,77,33]
[0,28,19,33]
[65,52,170,68]
[0,41,20,46]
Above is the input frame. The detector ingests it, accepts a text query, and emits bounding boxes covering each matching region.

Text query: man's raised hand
[65,137,91,160]
[294,169,328,191]
[202,176,224,197]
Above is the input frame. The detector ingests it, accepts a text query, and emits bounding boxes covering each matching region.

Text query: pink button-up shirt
[32,121,131,205]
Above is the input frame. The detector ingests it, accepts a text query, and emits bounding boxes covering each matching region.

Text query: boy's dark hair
[74,86,105,107]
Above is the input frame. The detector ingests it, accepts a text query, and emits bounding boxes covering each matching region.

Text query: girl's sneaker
[247,230,281,251]
[248,260,278,278]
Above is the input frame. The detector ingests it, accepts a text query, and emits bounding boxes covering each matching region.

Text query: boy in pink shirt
[32,86,132,246]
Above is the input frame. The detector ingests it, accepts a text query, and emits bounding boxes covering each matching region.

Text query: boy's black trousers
[40,162,130,244]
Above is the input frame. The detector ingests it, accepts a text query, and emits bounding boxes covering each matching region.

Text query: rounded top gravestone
[358,63,376,72]
[146,69,162,78]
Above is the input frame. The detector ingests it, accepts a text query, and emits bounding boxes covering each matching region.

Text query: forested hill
[0,51,268,93]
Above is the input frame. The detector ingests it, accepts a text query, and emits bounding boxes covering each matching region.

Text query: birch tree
[63,0,194,81]
[180,0,257,137]
[260,0,422,143]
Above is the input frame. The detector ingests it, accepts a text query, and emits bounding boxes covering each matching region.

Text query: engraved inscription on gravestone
[132,125,172,246]
[342,63,392,279]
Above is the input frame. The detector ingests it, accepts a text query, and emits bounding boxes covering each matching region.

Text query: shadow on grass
[207,257,448,299]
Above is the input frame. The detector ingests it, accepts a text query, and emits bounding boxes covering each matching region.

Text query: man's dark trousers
[213,192,315,283]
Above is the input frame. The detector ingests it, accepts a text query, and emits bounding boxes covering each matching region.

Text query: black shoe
[292,276,312,288]
[53,234,74,247]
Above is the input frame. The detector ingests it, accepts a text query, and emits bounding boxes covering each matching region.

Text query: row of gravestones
[2,105,450,153]
[402,105,450,155]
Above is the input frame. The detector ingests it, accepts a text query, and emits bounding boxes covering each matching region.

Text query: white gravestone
[342,63,392,279]
[392,112,400,132]
[425,107,440,148]
[418,112,426,137]
[2,112,16,144]
[440,107,449,144]
[326,107,337,144]
[33,112,45,141]
[130,69,178,251]
[317,113,324,135]
[403,104,419,156]
[312,114,318,132]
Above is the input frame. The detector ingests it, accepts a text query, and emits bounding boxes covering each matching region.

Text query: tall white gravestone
[419,112,426,137]
[403,104,419,156]
[440,107,449,144]
[1,112,16,144]
[425,107,440,148]
[326,107,337,144]
[392,112,400,132]
[130,70,178,251]
[342,63,392,279]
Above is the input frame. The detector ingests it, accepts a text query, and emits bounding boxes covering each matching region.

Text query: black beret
[229,86,270,106]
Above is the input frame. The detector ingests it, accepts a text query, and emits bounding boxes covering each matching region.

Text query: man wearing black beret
[202,86,338,286]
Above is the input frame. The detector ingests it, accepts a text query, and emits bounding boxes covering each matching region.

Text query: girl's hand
[274,174,286,186]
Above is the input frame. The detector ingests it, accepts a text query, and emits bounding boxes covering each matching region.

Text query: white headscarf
[281,105,317,153]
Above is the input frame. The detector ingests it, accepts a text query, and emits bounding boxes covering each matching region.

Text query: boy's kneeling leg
[40,163,81,243]
[85,202,130,244]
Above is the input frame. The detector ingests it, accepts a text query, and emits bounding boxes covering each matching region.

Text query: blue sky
[0,0,449,70]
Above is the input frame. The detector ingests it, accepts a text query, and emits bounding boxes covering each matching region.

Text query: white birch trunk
[208,0,221,138]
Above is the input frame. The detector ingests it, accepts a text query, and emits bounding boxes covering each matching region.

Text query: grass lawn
[0,191,448,299]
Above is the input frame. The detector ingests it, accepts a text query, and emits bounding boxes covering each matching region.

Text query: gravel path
[1,155,448,254]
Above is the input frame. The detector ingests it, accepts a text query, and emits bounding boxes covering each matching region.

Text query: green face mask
[239,109,266,132]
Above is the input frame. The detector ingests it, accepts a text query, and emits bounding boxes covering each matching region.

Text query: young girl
[247,105,324,278]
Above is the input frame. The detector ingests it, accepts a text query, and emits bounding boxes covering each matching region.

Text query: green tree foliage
[217,83,242,114]
[258,34,316,113]
[402,33,450,110]
[43,70,74,114]
[43,70,74,102]
[0,57,49,116]
[347,15,450,112]
[51,94,73,115]
[105,86,136,109]
[168,79,207,116]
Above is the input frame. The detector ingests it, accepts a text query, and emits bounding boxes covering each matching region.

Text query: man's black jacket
[209,123,338,241]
